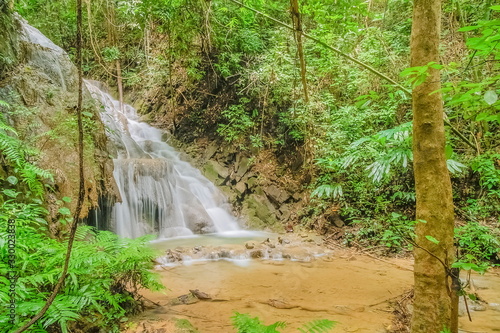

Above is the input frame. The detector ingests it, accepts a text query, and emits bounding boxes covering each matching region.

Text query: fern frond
[0,100,10,108]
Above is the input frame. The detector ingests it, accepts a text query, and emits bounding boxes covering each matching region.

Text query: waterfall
[85,81,239,239]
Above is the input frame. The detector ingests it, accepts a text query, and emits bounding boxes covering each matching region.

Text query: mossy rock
[241,194,279,230]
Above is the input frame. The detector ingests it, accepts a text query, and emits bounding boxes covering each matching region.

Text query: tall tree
[410,0,457,332]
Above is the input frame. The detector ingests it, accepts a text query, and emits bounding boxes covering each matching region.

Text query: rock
[235,181,246,194]
[203,160,228,184]
[203,143,218,161]
[326,209,345,227]
[470,303,487,311]
[266,299,298,309]
[279,206,292,221]
[189,289,212,300]
[219,185,238,203]
[0,16,118,227]
[245,242,255,249]
[292,191,303,201]
[170,293,199,305]
[264,185,291,204]
[278,237,291,245]
[241,194,278,229]
[235,156,251,181]
[182,204,216,234]
[246,176,258,189]
[250,250,263,258]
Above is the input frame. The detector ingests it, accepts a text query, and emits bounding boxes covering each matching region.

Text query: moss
[0,6,17,75]
[241,194,279,230]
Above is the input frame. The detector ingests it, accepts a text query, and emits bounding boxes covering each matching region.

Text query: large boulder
[0,14,118,233]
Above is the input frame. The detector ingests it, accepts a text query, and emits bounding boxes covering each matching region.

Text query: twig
[352,241,413,272]
[463,293,472,322]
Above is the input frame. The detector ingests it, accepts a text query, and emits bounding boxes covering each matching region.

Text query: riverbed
[124,235,500,333]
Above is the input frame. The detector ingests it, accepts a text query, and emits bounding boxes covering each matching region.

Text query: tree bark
[410,0,457,332]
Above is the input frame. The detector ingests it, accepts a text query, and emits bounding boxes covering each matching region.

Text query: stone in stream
[265,299,298,309]
[169,293,199,305]
[245,242,255,249]
[189,289,212,300]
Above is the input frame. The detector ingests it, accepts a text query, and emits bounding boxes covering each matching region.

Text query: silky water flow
[85,81,239,239]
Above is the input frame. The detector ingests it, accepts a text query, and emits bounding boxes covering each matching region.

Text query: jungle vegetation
[1,0,499,332]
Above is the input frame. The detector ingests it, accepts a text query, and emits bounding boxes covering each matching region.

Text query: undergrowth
[231,312,336,333]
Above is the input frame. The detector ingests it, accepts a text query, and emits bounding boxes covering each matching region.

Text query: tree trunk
[290,0,308,103]
[410,0,457,332]
[105,1,124,111]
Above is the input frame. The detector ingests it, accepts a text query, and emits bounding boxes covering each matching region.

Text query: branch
[13,0,85,331]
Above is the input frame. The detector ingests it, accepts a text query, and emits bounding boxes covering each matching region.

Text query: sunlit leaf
[484,90,498,105]
[58,207,71,215]
[7,175,18,185]
[425,235,440,244]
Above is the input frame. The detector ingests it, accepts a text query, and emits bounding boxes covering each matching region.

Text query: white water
[85,81,240,239]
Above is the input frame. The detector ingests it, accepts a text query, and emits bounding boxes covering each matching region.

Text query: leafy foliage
[0,109,53,198]
[455,221,500,265]
[0,111,164,332]
[231,312,336,333]
[0,200,164,332]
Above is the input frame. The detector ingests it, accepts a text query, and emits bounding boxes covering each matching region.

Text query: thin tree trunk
[290,0,308,103]
[410,0,457,332]
[116,60,124,111]
[106,1,124,110]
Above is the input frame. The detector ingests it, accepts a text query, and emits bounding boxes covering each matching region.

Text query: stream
[128,235,500,333]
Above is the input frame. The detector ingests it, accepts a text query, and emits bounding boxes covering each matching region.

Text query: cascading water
[85,81,239,239]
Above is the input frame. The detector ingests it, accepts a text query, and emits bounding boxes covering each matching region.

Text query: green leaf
[7,175,18,185]
[62,196,72,203]
[476,112,490,121]
[2,189,19,198]
[445,145,453,159]
[425,235,440,244]
[58,207,71,215]
[484,90,498,105]
[458,25,480,32]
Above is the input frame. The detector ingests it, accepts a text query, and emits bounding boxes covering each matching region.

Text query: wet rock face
[0,15,118,230]
[194,144,307,231]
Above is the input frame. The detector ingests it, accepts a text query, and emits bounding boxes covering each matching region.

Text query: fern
[231,313,335,333]
[0,114,53,197]
[311,184,343,199]
[0,99,10,108]
[0,197,165,332]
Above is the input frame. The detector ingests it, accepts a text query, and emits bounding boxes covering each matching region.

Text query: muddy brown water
[126,236,500,333]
